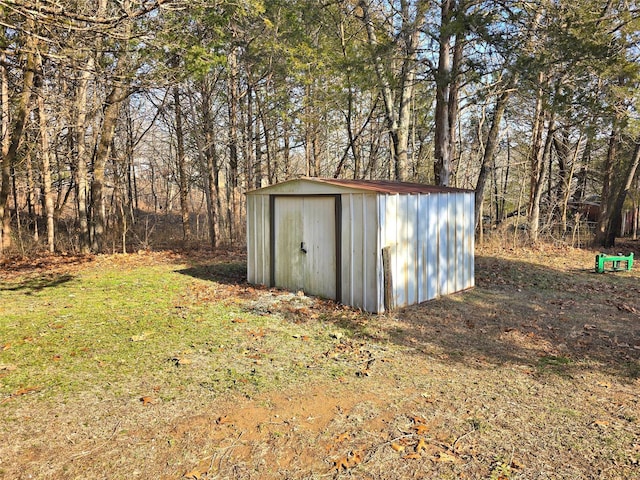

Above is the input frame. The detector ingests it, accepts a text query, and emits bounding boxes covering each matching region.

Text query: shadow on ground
[0,273,75,293]
[388,254,640,381]
[175,251,640,381]
[176,261,247,284]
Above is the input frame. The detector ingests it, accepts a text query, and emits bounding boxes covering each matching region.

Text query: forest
[0,0,639,255]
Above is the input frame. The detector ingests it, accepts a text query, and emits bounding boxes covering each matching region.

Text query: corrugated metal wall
[340,193,380,312]
[246,194,270,286]
[379,192,475,310]
[247,186,475,313]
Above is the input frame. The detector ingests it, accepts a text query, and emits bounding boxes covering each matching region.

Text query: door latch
[300,242,307,254]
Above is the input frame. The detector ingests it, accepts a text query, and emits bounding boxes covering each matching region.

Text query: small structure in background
[594,253,633,273]
[246,178,475,313]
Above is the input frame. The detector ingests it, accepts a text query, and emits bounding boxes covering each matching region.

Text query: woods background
[1,0,639,255]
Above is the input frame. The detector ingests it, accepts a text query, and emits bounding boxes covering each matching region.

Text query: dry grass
[1,242,639,479]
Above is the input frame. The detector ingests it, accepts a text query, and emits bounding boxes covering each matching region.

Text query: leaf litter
[1,244,639,478]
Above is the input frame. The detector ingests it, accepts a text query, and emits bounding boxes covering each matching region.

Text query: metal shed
[246,178,474,313]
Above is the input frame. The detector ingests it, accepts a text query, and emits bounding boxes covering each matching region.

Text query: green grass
[0,260,346,402]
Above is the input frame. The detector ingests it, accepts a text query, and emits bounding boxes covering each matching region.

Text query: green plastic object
[595,253,633,273]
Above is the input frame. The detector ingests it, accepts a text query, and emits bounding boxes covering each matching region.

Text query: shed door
[274,196,336,299]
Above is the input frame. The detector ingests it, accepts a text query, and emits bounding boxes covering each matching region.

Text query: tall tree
[358,0,428,181]
[0,20,36,253]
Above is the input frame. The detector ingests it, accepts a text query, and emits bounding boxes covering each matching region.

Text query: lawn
[0,244,638,479]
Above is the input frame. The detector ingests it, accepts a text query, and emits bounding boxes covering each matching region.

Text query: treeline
[1,0,639,255]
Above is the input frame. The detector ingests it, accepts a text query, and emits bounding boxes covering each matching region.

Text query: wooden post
[382,246,394,312]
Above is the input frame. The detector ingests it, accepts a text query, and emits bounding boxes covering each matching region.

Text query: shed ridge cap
[247,177,473,195]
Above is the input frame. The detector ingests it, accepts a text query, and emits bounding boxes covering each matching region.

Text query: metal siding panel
[303,197,337,299]
[455,194,465,292]
[386,194,400,308]
[247,195,267,285]
[447,193,456,294]
[351,194,365,308]
[255,195,263,284]
[364,194,379,312]
[416,194,426,302]
[274,197,306,291]
[262,195,270,284]
[463,193,473,289]
[376,195,386,312]
[246,195,255,283]
[396,194,408,308]
[406,194,418,306]
[468,193,475,288]
[345,194,354,305]
[361,194,368,310]
[427,194,438,300]
[438,194,449,296]
[461,193,469,290]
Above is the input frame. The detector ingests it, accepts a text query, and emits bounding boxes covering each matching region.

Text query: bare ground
[1,242,639,479]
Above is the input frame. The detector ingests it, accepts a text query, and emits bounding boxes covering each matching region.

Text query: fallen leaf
[52,355,62,362]
[247,328,266,338]
[334,432,350,443]
[413,424,429,435]
[183,469,202,479]
[348,450,364,467]
[403,453,421,460]
[216,415,230,425]
[1,343,11,351]
[333,457,350,471]
[592,420,610,427]
[140,396,154,405]
[232,318,247,324]
[391,443,405,452]
[13,386,41,397]
[617,303,638,314]
[0,364,17,371]
[436,452,458,463]
[415,438,428,453]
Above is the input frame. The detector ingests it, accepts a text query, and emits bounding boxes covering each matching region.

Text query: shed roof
[247,177,472,195]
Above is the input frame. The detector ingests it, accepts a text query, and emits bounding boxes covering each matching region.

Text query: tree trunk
[603,141,640,247]
[228,47,240,189]
[474,71,516,228]
[174,86,191,242]
[434,0,455,186]
[448,33,463,179]
[0,48,9,252]
[560,134,583,234]
[199,78,219,248]
[245,83,255,188]
[90,0,129,253]
[73,53,94,254]
[36,53,55,253]
[530,112,555,243]
[1,35,36,253]
[25,150,38,241]
[358,0,427,181]
[91,85,126,252]
[594,121,620,246]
